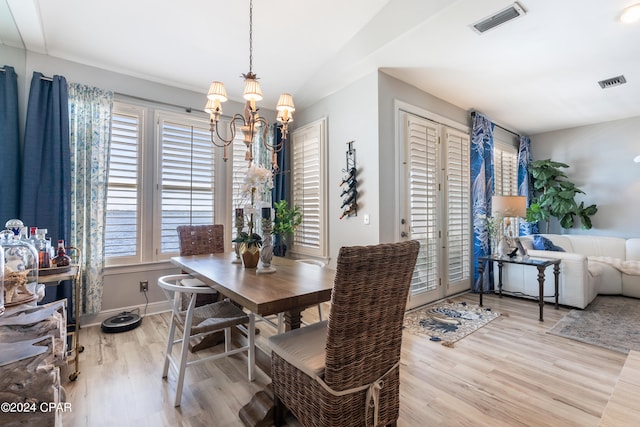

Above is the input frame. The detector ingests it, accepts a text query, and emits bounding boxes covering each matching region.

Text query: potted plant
[525,159,598,233]
[232,231,262,268]
[272,200,302,257]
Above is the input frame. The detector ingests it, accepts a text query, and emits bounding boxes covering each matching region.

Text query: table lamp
[492,195,527,256]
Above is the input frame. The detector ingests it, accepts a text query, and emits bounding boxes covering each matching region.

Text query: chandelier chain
[248,0,253,73]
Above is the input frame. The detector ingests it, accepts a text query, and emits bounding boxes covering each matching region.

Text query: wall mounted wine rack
[339,141,357,219]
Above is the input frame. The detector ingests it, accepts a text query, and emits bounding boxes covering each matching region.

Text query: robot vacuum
[101,311,142,333]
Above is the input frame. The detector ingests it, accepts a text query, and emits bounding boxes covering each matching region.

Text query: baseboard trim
[80,300,171,328]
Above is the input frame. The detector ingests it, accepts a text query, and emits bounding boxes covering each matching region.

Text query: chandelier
[204,0,294,170]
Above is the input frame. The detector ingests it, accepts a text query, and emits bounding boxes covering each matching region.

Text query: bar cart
[38,247,84,381]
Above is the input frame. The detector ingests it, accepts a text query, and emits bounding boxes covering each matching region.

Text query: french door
[399,111,471,309]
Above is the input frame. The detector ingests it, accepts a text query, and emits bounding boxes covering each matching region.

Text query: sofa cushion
[532,235,565,252]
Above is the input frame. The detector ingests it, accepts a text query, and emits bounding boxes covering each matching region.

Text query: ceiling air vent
[598,75,627,89]
[471,2,526,34]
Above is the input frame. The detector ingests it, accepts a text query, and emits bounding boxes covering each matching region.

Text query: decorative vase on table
[240,244,260,269]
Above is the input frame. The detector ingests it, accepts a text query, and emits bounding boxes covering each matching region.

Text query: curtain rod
[115,92,200,115]
[470,111,520,138]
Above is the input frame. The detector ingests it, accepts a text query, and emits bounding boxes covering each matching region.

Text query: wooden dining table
[170,252,335,426]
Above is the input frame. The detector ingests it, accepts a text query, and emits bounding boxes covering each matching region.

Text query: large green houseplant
[525,159,598,233]
[272,199,302,257]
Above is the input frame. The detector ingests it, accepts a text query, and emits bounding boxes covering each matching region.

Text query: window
[291,118,327,258]
[105,103,143,264]
[106,99,230,266]
[156,113,215,255]
[493,130,519,196]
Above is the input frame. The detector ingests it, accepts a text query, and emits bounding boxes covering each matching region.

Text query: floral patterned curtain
[471,112,495,293]
[68,83,113,315]
[517,135,538,235]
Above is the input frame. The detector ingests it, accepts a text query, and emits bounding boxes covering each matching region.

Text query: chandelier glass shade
[204,0,294,170]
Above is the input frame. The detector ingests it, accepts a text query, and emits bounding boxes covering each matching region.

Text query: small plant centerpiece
[234,164,273,268]
[272,199,302,257]
[525,159,598,232]
[232,231,263,268]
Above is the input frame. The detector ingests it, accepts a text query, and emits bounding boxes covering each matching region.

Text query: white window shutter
[406,115,439,295]
[445,128,471,286]
[291,118,326,257]
[105,103,142,263]
[158,114,215,255]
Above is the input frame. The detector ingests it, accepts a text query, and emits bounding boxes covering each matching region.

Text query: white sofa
[494,234,640,309]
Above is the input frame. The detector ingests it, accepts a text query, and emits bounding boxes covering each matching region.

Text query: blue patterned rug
[403,300,500,347]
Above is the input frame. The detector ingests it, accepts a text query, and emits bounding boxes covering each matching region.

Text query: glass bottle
[52,240,71,267]
[1,231,38,305]
[35,230,50,269]
[4,218,24,236]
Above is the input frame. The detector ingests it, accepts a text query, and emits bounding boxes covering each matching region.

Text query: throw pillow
[532,235,565,252]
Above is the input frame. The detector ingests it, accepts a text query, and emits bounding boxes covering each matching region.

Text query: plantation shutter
[291,119,325,257]
[445,128,471,286]
[494,141,518,196]
[406,114,439,295]
[105,104,141,262]
[158,114,215,254]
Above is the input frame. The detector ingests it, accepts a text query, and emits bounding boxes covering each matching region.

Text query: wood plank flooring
[62,294,629,427]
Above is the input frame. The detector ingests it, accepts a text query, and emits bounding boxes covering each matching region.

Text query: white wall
[294,72,380,268]
[531,116,640,238]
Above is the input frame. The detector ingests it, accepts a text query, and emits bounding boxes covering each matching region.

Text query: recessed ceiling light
[634,154,640,163]
[621,4,640,23]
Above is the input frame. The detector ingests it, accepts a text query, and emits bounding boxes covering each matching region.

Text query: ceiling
[2,0,639,135]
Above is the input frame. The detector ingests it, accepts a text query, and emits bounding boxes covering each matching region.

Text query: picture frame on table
[514,237,528,257]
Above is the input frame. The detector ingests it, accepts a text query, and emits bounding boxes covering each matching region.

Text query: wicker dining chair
[269,240,420,427]
[176,224,225,351]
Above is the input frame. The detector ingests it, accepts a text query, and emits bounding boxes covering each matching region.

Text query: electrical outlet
[139,281,148,293]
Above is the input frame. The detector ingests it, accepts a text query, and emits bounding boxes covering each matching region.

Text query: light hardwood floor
[63,293,629,427]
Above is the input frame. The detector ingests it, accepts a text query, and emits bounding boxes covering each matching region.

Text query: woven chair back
[176,224,225,256]
[324,240,420,390]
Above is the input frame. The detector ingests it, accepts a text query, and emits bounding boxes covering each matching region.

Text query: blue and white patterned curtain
[471,112,494,292]
[68,83,113,315]
[517,135,538,235]
[0,65,21,222]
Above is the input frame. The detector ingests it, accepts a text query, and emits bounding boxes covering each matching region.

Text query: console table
[478,255,561,321]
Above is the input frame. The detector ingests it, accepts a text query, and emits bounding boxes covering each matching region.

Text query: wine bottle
[340,191,358,208]
[338,168,356,186]
[339,206,355,219]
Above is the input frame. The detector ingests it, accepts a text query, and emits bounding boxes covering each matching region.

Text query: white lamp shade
[492,195,527,218]
[207,81,228,101]
[276,93,295,112]
[243,78,263,102]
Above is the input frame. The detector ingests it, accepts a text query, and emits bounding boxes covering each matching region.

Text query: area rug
[403,300,500,347]
[547,295,640,354]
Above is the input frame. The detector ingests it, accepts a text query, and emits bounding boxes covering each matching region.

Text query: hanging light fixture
[204,0,294,170]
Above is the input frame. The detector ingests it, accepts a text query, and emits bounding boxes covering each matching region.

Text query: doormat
[547,295,640,354]
[403,300,500,347]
